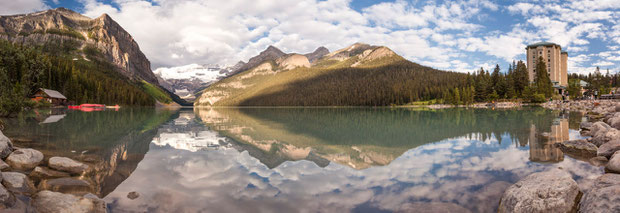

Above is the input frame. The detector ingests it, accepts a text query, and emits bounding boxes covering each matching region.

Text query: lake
[2,107,603,212]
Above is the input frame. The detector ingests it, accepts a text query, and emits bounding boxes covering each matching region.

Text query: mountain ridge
[195,42,466,106]
[0,7,158,85]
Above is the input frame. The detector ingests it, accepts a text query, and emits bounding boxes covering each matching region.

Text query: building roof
[526,42,560,48]
[38,88,67,99]
[579,80,589,87]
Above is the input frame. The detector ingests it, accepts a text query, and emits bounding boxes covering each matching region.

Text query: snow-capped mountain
[154,63,242,101]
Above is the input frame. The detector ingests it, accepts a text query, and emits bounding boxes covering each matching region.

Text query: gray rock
[32,190,106,213]
[598,139,620,158]
[38,177,93,195]
[606,151,620,174]
[590,156,609,167]
[615,104,620,112]
[0,131,13,159]
[498,169,581,213]
[579,173,620,213]
[580,121,593,130]
[609,115,620,129]
[1,172,35,194]
[30,166,70,180]
[556,139,598,159]
[48,157,89,175]
[592,128,620,147]
[0,184,15,209]
[588,121,611,137]
[5,148,43,171]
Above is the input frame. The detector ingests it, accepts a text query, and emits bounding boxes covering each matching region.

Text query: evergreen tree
[534,56,553,98]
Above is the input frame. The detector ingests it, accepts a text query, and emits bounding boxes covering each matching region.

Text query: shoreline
[498,99,620,212]
[0,130,107,212]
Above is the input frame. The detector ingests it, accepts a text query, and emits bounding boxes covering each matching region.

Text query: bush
[531,93,546,103]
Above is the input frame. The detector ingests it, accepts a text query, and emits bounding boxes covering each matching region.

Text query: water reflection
[103,108,601,213]
[3,108,176,197]
[2,107,603,212]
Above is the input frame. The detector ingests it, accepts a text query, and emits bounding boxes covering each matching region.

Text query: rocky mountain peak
[234,45,286,74]
[305,46,329,63]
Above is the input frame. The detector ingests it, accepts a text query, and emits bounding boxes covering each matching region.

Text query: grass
[46,28,85,40]
[141,81,172,104]
[406,99,438,105]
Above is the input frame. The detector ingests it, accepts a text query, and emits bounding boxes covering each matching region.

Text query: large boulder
[5,148,43,170]
[32,190,106,213]
[1,172,35,195]
[580,121,593,131]
[592,128,620,147]
[555,139,598,159]
[579,173,620,213]
[0,131,13,159]
[609,114,620,129]
[48,157,89,175]
[38,177,93,196]
[30,166,70,180]
[587,121,612,137]
[498,169,581,213]
[598,139,620,158]
[606,151,620,174]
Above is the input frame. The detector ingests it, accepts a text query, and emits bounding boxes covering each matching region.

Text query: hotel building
[526,42,568,89]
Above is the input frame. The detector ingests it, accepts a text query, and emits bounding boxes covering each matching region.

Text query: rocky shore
[0,130,106,212]
[499,100,620,212]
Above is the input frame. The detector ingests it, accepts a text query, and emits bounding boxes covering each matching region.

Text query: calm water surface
[3,107,603,213]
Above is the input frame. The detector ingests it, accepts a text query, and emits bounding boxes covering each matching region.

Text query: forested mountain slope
[195,43,469,106]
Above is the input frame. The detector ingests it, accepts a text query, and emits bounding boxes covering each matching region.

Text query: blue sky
[2,0,620,74]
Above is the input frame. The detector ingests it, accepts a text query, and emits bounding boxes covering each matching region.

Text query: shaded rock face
[0,131,13,159]
[579,173,620,213]
[0,8,158,84]
[556,139,598,159]
[32,190,106,213]
[304,46,329,63]
[6,148,43,171]
[498,169,581,213]
[48,157,89,175]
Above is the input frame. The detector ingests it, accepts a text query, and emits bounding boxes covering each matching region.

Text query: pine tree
[534,56,553,98]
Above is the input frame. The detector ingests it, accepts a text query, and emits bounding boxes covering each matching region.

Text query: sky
[1,0,620,74]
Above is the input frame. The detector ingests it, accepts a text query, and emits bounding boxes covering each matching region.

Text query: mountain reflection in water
[2,107,604,212]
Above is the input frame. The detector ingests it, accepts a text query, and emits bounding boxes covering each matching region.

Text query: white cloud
[0,0,48,15]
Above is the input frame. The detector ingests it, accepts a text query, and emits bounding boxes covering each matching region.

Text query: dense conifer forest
[0,40,154,116]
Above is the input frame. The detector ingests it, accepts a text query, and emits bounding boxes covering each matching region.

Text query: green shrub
[531,93,546,103]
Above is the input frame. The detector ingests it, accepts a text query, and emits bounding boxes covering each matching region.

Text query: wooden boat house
[31,88,67,105]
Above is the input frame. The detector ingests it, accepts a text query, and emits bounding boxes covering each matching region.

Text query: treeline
[441,57,554,105]
[567,67,617,98]
[239,59,471,106]
[0,40,154,116]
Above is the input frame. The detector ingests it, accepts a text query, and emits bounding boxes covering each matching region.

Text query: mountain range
[194,42,468,106]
